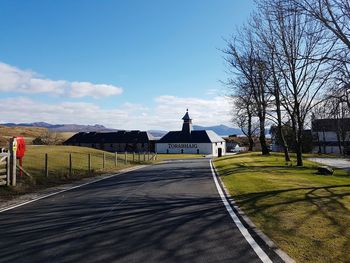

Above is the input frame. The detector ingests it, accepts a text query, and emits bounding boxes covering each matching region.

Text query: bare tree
[252,14,291,161]
[295,0,350,51]
[232,89,258,151]
[35,130,64,145]
[255,0,334,165]
[224,26,271,155]
[295,0,350,106]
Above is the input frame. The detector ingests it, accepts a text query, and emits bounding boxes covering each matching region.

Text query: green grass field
[214,152,350,263]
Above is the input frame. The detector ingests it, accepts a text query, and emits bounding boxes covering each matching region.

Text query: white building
[156,110,226,156]
[312,118,350,154]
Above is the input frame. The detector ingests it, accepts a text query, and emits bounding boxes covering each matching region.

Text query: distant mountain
[1,122,243,136]
[2,122,62,129]
[1,122,118,132]
[193,124,242,136]
[147,130,168,138]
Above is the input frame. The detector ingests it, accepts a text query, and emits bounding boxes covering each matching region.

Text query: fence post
[133,152,135,162]
[88,154,91,174]
[138,152,140,163]
[6,151,10,186]
[45,153,48,178]
[103,153,105,170]
[148,152,150,161]
[115,152,118,167]
[69,153,72,177]
[124,152,127,165]
[9,138,17,186]
[143,152,146,162]
[155,152,157,160]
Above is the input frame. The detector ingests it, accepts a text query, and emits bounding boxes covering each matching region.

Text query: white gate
[0,138,17,186]
[0,151,10,186]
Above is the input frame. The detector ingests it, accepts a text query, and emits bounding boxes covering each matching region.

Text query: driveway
[0,158,282,263]
[308,158,350,171]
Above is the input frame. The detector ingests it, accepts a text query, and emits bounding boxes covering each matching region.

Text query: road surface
[0,158,282,263]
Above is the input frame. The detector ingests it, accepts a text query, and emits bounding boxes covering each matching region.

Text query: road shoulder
[0,165,146,213]
[210,159,295,263]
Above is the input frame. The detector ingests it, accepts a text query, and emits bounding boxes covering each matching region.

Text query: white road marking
[0,166,146,213]
[210,160,273,263]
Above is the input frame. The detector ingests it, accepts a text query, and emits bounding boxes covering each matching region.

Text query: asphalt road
[0,158,281,263]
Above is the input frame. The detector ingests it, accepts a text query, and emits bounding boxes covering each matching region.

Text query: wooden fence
[0,147,157,187]
[42,151,157,178]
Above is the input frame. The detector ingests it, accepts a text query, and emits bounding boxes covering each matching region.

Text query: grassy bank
[214,152,350,263]
[0,145,150,200]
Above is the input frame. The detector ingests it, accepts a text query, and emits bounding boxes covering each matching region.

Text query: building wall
[156,142,226,156]
[312,131,348,154]
[312,146,342,154]
[314,131,339,142]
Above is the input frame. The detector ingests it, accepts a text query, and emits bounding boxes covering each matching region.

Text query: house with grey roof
[156,110,226,156]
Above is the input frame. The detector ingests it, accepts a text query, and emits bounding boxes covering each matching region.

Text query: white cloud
[0,62,123,98]
[152,95,233,129]
[0,95,233,130]
[70,82,122,98]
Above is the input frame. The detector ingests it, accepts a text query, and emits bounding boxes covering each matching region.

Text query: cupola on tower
[181,109,193,134]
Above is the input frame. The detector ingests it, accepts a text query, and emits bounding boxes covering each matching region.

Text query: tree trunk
[247,111,254,151]
[274,85,290,161]
[296,121,303,166]
[336,120,343,155]
[259,115,269,155]
[248,137,254,151]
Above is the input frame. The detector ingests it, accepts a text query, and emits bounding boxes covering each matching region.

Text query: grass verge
[214,152,350,263]
[0,145,150,200]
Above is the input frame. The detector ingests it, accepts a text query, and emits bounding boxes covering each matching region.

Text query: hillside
[0,126,48,147]
[0,122,243,137]
[193,124,242,136]
[1,122,118,132]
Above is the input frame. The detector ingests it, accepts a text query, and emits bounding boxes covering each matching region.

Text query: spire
[182,109,191,121]
[181,109,192,134]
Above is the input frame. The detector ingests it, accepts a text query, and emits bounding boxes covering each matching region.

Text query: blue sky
[0,0,254,130]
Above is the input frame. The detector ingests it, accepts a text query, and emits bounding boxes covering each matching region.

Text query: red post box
[16,136,26,158]
[15,137,26,176]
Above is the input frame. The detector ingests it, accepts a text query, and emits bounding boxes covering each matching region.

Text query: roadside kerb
[210,159,295,263]
[0,165,147,213]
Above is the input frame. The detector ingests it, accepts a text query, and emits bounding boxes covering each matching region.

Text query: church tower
[181,109,193,134]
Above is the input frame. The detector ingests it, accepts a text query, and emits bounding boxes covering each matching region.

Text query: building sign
[168,143,198,149]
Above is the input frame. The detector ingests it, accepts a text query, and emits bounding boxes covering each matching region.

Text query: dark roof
[158,130,224,143]
[64,131,155,144]
[182,111,191,121]
[312,118,350,132]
